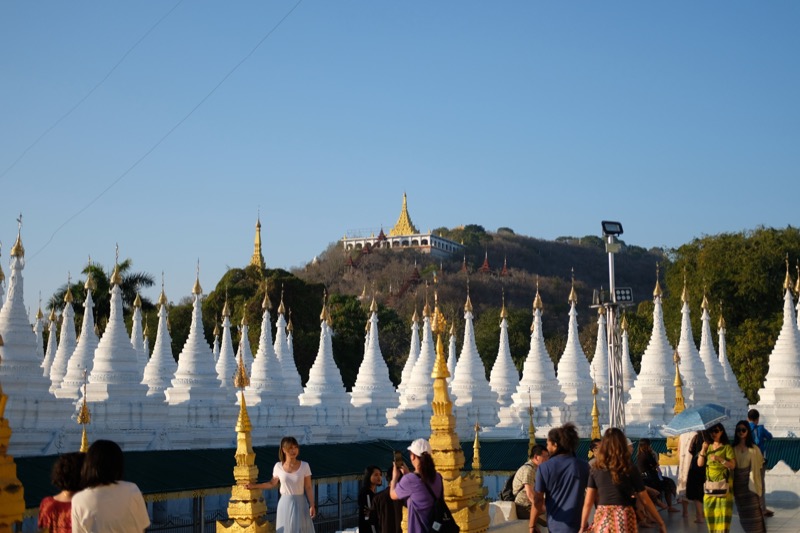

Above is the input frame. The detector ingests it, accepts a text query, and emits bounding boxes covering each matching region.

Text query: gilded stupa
[250,216,266,270]
[660,350,685,465]
[341,194,463,260]
[0,375,24,531]
[217,355,271,533]
[428,290,490,533]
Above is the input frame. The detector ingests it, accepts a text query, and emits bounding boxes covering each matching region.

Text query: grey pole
[602,221,626,431]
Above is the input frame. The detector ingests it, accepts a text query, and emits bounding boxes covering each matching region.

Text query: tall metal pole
[606,237,625,431]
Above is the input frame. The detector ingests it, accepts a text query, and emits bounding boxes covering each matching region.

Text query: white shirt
[274,461,312,495]
[71,481,150,533]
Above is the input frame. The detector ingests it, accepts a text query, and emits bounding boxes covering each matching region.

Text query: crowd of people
[38,414,775,533]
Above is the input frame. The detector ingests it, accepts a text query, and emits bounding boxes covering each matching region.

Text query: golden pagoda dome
[388,192,419,237]
[10,224,24,258]
[192,276,203,295]
[158,289,168,308]
[48,308,56,321]
[64,285,74,304]
[133,292,142,308]
[262,289,271,311]
[84,271,97,292]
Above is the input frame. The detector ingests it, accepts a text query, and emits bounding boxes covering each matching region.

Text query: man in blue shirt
[531,423,589,533]
[748,408,774,517]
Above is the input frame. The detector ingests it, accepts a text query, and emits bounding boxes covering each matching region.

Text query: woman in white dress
[248,436,316,533]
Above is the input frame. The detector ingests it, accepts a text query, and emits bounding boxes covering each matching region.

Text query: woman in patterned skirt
[579,428,665,533]
[698,423,736,533]
[732,420,766,533]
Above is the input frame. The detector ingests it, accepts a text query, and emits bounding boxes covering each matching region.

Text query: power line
[0,0,184,181]
[30,0,304,261]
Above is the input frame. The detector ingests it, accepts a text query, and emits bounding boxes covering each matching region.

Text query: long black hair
[733,420,755,448]
[708,423,730,445]
[279,436,299,462]
[362,465,381,491]
[414,452,437,484]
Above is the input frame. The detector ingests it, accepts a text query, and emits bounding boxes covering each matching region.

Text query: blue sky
[2,1,798,310]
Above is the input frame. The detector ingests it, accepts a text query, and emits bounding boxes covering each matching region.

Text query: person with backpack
[389,438,444,533]
[748,409,774,517]
[511,445,549,520]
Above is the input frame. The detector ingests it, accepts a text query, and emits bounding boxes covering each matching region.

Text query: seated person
[512,445,549,520]
[636,438,678,512]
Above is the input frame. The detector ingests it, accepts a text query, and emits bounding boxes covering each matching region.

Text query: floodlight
[601,221,624,236]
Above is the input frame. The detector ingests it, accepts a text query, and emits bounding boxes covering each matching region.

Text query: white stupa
[297,293,362,441]
[165,274,232,437]
[130,293,148,371]
[385,299,436,438]
[589,308,610,410]
[56,273,101,400]
[447,322,457,385]
[141,285,177,399]
[556,281,593,433]
[33,305,44,364]
[0,225,71,454]
[237,315,254,374]
[350,297,399,429]
[620,316,637,402]
[488,297,520,407]
[397,309,421,395]
[756,267,800,435]
[717,312,748,418]
[274,295,303,399]
[698,294,734,405]
[626,274,678,436]
[83,259,155,426]
[449,291,499,435]
[675,282,718,407]
[215,298,237,391]
[48,283,78,392]
[212,321,220,362]
[490,286,567,437]
[41,308,58,378]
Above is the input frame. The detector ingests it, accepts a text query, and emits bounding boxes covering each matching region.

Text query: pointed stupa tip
[533,279,544,311]
[450,321,455,335]
[718,312,726,330]
[597,306,606,316]
[240,313,248,327]
[84,272,97,292]
[783,256,792,290]
[592,381,598,396]
[110,263,122,286]
[423,296,432,317]
[48,308,56,321]
[278,289,286,314]
[10,218,24,257]
[568,282,578,304]
[653,263,663,299]
[681,270,689,303]
[64,286,74,304]
[412,307,419,322]
[213,320,220,336]
[234,354,250,389]
[143,320,149,337]
[222,299,231,317]
[795,262,800,295]
[701,293,709,310]
[133,292,142,308]
[192,275,202,295]
[158,288,168,308]
[621,314,628,330]
[36,305,44,320]
[370,295,378,313]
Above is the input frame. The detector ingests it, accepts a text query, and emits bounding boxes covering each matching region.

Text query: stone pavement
[657,500,800,532]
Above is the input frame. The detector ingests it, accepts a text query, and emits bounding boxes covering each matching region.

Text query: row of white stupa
[2,228,800,458]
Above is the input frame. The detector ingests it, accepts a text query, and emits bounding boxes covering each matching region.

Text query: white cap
[408,438,432,456]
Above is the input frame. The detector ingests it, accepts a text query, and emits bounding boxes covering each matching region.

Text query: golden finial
[64,273,74,303]
[48,307,56,321]
[423,284,432,317]
[278,285,286,314]
[262,285,272,311]
[222,293,231,318]
[133,292,142,308]
[568,268,577,304]
[287,309,294,332]
[527,387,536,445]
[795,260,800,295]
[84,271,96,292]
[472,422,483,478]
[36,294,43,320]
[432,290,447,336]
[10,213,24,257]
[597,305,606,316]
[388,192,419,236]
[192,260,202,295]
[673,349,685,414]
[250,211,266,270]
[234,353,250,389]
[621,314,628,331]
[412,306,419,323]
[681,267,689,304]
[319,290,332,325]
[213,318,220,337]
[591,382,601,440]
[240,313,248,327]
[370,294,378,313]
[77,370,91,452]
[464,279,473,313]
[533,276,543,311]
[110,244,122,286]
[450,320,456,336]
[783,253,792,291]
[653,262,663,299]
[701,288,709,311]
[158,273,167,307]
[500,289,508,319]
[718,301,726,330]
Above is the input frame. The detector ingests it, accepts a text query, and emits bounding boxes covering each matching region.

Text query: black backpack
[421,478,460,533]
[499,463,532,501]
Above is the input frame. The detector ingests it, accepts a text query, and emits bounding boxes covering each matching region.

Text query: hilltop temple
[341,193,464,259]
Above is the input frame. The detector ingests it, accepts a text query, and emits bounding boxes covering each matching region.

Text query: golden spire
[795,260,800,295]
[568,268,578,304]
[412,306,419,323]
[533,276,543,311]
[213,317,220,337]
[36,300,43,321]
[471,422,483,486]
[450,320,456,337]
[320,290,332,324]
[718,301,726,330]
[192,260,203,295]
[222,295,231,318]
[48,308,56,322]
[672,349,685,413]
[64,273,74,304]
[287,309,294,333]
[10,214,24,257]
[527,388,536,447]
[278,286,286,315]
[261,289,271,311]
[110,244,122,286]
[464,279,473,313]
[783,254,792,291]
[241,314,248,328]
[250,213,266,270]
[653,262,663,299]
[133,292,142,308]
[423,285,432,317]
[597,305,606,316]
[159,274,168,308]
[77,371,91,453]
[681,267,689,304]
[591,382,601,440]
[388,192,419,236]
[370,295,378,314]
[143,317,150,339]
[621,314,628,331]
[84,270,97,292]
[500,290,507,319]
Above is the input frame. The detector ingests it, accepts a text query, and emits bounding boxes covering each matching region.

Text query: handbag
[704,480,729,496]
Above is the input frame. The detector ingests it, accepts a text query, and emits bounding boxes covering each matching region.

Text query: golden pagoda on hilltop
[250,216,266,270]
[0,378,25,531]
[428,291,490,533]
[341,194,463,260]
[217,356,271,533]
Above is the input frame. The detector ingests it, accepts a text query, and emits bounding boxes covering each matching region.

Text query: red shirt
[38,496,73,533]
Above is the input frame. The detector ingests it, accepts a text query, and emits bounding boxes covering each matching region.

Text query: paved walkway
[656,501,799,532]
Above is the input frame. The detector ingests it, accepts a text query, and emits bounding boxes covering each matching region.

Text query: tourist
[70,440,150,533]
[732,420,766,532]
[635,438,678,512]
[580,428,666,533]
[587,438,601,466]
[748,408,774,517]
[247,436,316,533]
[389,438,443,533]
[530,422,589,533]
[676,430,706,524]
[512,444,549,520]
[371,465,403,533]
[38,452,85,533]
[697,423,735,533]
[359,465,382,533]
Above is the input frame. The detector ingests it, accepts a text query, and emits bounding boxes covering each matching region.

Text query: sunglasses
[737,428,749,433]
[710,427,722,434]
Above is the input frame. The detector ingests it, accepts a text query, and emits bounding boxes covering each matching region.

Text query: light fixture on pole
[601,220,625,431]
